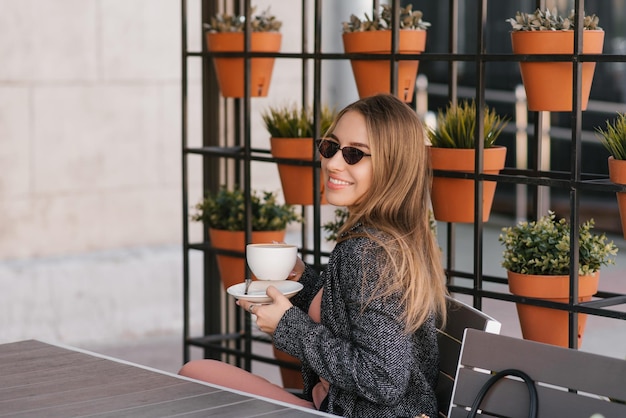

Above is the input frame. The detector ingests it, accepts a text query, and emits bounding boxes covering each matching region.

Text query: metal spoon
[244,277,252,295]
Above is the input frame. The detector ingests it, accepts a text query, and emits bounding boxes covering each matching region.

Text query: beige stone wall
[0,0,195,259]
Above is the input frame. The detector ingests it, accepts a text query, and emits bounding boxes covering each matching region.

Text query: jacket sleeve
[273,238,413,406]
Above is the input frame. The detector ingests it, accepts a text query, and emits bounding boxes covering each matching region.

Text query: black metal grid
[181,0,626,367]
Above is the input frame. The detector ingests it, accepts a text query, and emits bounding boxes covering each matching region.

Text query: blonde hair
[326,94,447,333]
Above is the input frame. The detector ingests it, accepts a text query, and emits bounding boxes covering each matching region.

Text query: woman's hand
[238,286,292,334]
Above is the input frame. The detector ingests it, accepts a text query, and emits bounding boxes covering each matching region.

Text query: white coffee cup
[246,243,298,281]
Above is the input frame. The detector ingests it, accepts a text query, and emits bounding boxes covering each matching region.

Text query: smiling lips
[328,176,352,189]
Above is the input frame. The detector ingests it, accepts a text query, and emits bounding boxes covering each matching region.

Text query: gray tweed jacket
[273,228,439,417]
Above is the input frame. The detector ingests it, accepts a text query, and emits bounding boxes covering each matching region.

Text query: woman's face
[321,111,373,209]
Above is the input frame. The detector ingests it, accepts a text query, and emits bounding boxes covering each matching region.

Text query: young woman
[179,94,448,417]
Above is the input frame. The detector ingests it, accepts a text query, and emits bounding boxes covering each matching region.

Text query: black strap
[467,368,538,418]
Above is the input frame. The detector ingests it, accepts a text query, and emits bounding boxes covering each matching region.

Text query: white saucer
[227,280,303,303]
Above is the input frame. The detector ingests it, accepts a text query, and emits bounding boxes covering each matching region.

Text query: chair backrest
[436,296,501,417]
[449,328,626,417]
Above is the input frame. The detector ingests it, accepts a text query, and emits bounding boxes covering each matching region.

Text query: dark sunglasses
[315,139,372,165]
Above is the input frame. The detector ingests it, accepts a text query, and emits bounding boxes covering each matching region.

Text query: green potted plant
[596,113,626,239]
[204,6,282,97]
[342,3,430,102]
[499,211,618,347]
[427,100,509,223]
[507,8,604,111]
[191,186,300,289]
[261,103,337,205]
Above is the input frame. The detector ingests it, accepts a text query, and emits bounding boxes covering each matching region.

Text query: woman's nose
[325,150,345,171]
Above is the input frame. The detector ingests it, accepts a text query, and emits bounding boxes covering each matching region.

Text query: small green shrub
[191,186,300,231]
[499,211,617,276]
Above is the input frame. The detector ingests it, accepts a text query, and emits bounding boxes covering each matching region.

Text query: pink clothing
[178,287,325,410]
[179,359,313,408]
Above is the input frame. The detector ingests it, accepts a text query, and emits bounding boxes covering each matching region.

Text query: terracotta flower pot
[206,32,282,98]
[342,30,426,102]
[429,146,507,223]
[208,228,286,290]
[507,270,599,347]
[269,137,326,206]
[608,156,626,239]
[272,346,303,389]
[511,30,604,111]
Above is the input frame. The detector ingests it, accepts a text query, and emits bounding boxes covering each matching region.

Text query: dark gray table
[0,340,334,417]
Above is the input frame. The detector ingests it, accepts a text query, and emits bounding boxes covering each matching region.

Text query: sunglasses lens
[342,147,364,165]
[317,140,340,158]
